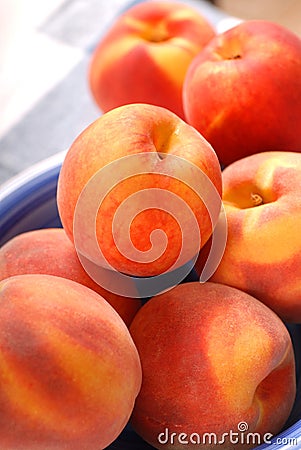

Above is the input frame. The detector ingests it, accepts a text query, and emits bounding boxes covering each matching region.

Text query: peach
[0,227,142,326]
[129,282,296,450]
[89,0,216,119]
[0,274,142,449]
[183,20,301,166]
[57,103,222,285]
[196,151,301,323]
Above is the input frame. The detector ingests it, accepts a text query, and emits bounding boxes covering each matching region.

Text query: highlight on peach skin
[0,227,142,327]
[0,274,142,450]
[195,151,301,323]
[129,281,296,450]
[89,0,216,118]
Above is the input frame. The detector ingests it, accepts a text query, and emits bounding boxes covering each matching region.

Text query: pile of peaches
[1,1,301,449]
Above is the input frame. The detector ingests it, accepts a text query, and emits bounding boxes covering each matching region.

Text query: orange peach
[89,0,216,119]
[183,20,301,165]
[0,274,142,449]
[0,227,141,326]
[196,151,301,323]
[129,281,296,450]
[57,103,222,283]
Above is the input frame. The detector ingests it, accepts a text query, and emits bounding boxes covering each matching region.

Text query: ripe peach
[0,274,142,449]
[196,151,301,323]
[89,0,216,119]
[0,227,141,326]
[129,282,296,450]
[57,103,222,282]
[183,20,301,165]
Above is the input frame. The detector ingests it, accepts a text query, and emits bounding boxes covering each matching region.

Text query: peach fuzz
[196,151,301,323]
[183,20,301,166]
[0,228,141,326]
[57,103,222,278]
[129,282,296,450]
[89,0,216,119]
[0,274,142,450]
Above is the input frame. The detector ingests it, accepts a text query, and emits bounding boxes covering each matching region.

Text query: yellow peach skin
[57,103,222,279]
[129,282,296,450]
[89,0,216,119]
[196,151,301,323]
[0,274,142,449]
[0,228,142,326]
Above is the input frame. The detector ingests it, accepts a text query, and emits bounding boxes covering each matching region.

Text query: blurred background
[213,0,301,36]
[0,0,300,186]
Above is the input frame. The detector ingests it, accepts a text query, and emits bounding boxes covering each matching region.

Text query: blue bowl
[1,153,301,449]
